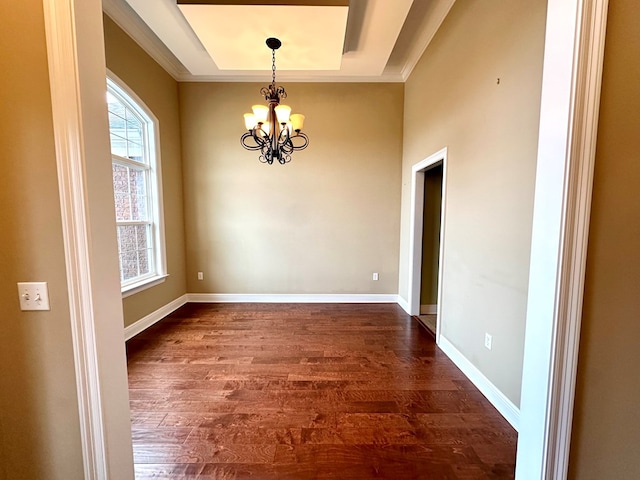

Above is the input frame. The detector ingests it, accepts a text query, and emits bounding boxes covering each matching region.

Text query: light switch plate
[17,282,50,311]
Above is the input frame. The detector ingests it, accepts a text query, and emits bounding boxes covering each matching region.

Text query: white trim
[439,335,520,430]
[548,2,608,475]
[187,293,399,304]
[102,0,186,80]
[397,296,410,314]
[407,148,448,326]
[420,304,437,315]
[400,0,457,81]
[516,1,609,478]
[124,294,188,340]
[42,0,107,477]
[121,274,169,298]
[177,73,406,83]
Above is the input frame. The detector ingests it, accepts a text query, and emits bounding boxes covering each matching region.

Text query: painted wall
[179,82,403,295]
[103,16,188,327]
[400,0,546,406]
[0,0,83,478]
[420,165,443,306]
[569,0,640,477]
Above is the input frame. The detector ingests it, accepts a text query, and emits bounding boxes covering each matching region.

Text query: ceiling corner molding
[400,0,457,82]
[102,0,188,81]
[181,73,406,83]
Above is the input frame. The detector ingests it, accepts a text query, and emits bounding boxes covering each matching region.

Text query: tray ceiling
[102,0,456,82]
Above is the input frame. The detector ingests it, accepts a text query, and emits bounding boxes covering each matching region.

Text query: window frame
[107,72,168,297]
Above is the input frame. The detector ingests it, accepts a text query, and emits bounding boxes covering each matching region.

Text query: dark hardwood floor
[126,303,517,479]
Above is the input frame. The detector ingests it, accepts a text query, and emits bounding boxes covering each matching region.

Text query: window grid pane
[108,94,147,165]
[117,224,154,283]
[112,164,150,223]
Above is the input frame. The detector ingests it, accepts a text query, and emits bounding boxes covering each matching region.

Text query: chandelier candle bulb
[252,104,269,123]
[240,37,309,164]
[275,104,291,123]
[244,113,256,130]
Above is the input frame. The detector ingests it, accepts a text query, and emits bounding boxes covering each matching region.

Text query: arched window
[107,76,166,295]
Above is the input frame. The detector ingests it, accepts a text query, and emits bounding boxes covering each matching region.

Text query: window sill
[121,274,169,298]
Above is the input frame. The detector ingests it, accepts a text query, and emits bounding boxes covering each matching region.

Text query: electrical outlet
[484,333,493,350]
[197,272,204,280]
[372,272,379,281]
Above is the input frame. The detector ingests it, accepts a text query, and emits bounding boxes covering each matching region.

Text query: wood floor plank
[127,303,516,479]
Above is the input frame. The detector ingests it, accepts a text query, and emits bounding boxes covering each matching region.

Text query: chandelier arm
[261,151,274,164]
[290,132,309,151]
[279,135,294,154]
[277,125,290,143]
[254,126,270,143]
[279,153,292,164]
[240,131,264,151]
[259,141,274,164]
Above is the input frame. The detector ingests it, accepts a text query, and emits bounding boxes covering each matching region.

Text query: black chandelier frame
[240,38,309,164]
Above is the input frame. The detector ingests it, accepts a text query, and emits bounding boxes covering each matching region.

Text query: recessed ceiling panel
[111,0,451,81]
[177,4,349,70]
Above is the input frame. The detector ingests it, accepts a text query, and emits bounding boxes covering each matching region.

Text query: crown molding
[176,73,406,83]
[400,0,456,81]
[102,0,188,81]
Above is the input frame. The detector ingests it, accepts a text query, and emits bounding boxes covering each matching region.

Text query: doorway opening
[407,148,447,343]
[417,163,443,335]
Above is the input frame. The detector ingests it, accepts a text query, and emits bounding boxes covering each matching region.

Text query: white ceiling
[102,0,457,82]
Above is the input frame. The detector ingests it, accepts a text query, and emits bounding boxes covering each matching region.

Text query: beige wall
[179,82,403,294]
[569,0,640,477]
[0,0,84,478]
[400,0,546,405]
[103,16,188,327]
[420,165,442,306]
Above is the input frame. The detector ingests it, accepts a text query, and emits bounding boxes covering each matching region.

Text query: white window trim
[107,70,167,296]
[121,273,169,298]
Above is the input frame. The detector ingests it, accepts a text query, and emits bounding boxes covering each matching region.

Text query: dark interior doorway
[417,164,443,335]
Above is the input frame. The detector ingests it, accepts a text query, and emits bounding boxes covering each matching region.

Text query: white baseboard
[124,294,188,340]
[438,335,520,431]
[125,293,400,339]
[420,304,437,314]
[187,293,399,304]
[397,296,410,314]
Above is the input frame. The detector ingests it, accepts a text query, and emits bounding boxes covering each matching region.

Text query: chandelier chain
[271,48,277,87]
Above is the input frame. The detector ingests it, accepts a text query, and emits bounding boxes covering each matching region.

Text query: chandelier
[241,38,309,164]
